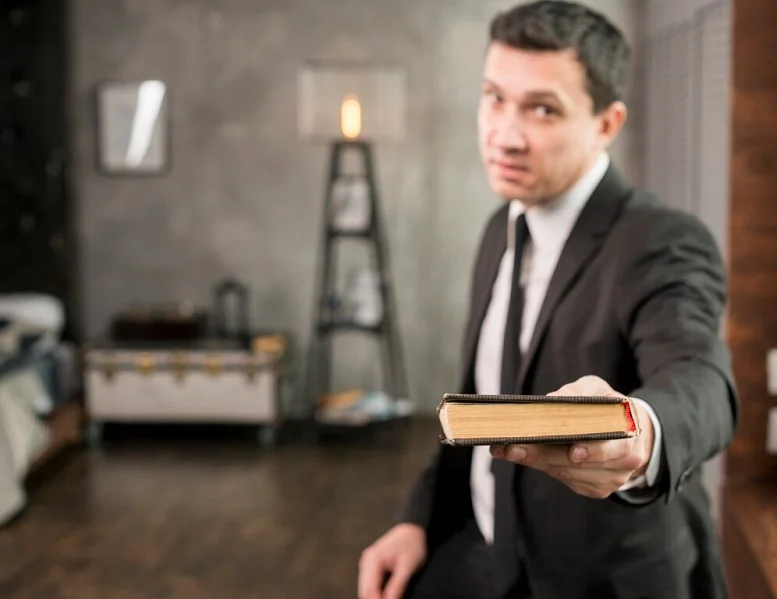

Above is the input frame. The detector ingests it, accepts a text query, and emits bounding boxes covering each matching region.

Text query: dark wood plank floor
[1,418,440,599]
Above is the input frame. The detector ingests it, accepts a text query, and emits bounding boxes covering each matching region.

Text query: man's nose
[491,112,527,151]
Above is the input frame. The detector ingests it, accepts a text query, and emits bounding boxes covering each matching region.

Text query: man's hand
[358,523,427,599]
[490,375,655,499]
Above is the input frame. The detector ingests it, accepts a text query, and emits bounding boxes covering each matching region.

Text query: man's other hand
[490,375,655,499]
[358,523,427,599]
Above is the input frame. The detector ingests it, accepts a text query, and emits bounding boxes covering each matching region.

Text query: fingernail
[571,446,587,461]
[508,446,527,461]
[490,445,505,459]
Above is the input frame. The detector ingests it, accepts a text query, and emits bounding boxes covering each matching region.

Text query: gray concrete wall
[70,0,641,414]
[640,0,732,526]
[644,0,726,37]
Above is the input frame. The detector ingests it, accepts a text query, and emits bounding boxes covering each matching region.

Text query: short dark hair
[489,0,630,113]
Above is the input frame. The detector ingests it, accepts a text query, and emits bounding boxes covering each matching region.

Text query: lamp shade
[297,62,406,141]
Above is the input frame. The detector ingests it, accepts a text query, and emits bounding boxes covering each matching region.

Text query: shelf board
[326,227,372,239]
[317,321,383,334]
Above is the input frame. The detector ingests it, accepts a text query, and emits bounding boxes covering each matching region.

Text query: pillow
[0,294,64,337]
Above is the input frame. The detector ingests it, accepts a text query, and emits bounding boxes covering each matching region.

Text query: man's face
[477,42,626,205]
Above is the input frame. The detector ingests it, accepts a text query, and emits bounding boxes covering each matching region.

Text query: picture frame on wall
[95,80,170,175]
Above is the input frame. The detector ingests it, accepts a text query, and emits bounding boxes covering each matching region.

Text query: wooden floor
[1,418,440,599]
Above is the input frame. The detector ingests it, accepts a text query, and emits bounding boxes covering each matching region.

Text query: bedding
[0,364,51,526]
[0,293,79,527]
[0,411,27,527]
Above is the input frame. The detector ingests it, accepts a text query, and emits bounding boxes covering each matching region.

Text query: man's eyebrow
[480,82,565,104]
[523,90,564,103]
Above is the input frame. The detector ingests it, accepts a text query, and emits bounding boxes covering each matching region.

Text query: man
[357,2,738,599]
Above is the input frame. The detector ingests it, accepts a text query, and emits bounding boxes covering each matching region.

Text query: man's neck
[519,152,609,211]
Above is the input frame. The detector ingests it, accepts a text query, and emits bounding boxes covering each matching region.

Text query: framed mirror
[96,80,170,175]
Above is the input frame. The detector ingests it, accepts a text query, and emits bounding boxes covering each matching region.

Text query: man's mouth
[492,161,530,178]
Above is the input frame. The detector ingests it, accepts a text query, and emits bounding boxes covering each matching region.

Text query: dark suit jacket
[398,165,738,599]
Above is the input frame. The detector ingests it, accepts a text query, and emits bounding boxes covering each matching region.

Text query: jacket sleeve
[395,449,442,528]
[615,209,738,504]
[395,443,475,549]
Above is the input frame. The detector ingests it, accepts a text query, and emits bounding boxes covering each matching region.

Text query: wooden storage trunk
[83,337,287,445]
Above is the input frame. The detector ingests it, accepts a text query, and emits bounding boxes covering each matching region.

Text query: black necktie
[491,212,532,597]
[500,213,530,394]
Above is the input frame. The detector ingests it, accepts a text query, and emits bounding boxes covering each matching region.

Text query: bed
[0,293,82,527]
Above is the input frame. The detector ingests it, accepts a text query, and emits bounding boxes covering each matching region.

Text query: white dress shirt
[470,153,663,544]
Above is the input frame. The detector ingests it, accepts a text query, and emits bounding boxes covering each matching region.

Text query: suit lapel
[515,165,632,391]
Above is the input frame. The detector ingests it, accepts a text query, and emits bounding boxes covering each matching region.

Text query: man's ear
[598,101,628,147]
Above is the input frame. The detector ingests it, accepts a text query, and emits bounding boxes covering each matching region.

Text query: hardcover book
[437,393,640,446]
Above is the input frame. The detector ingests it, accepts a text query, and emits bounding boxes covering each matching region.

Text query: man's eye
[532,104,557,117]
[485,90,503,103]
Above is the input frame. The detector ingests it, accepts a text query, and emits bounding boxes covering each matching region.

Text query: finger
[504,443,572,467]
[489,444,508,460]
[358,551,386,599]
[568,438,635,465]
[382,557,416,599]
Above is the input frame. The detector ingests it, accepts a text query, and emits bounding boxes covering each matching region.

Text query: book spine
[439,430,635,446]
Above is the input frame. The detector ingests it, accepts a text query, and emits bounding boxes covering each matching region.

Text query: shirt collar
[508,152,610,251]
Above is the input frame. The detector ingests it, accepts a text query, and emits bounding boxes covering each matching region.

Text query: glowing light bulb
[340,94,362,139]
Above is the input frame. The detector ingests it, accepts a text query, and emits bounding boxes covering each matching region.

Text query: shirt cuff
[617,398,663,493]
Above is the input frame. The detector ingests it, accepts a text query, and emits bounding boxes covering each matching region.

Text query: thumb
[574,375,617,396]
[382,557,416,599]
[547,382,580,396]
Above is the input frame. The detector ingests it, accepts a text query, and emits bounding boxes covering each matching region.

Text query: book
[437,393,640,446]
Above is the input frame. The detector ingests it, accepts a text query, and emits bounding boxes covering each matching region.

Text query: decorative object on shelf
[330,177,371,233]
[251,334,287,359]
[342,267,383,327]
[96,80,169,175]
[299,62,411,427]
[316,388,413,426]
[212,276,251,342]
